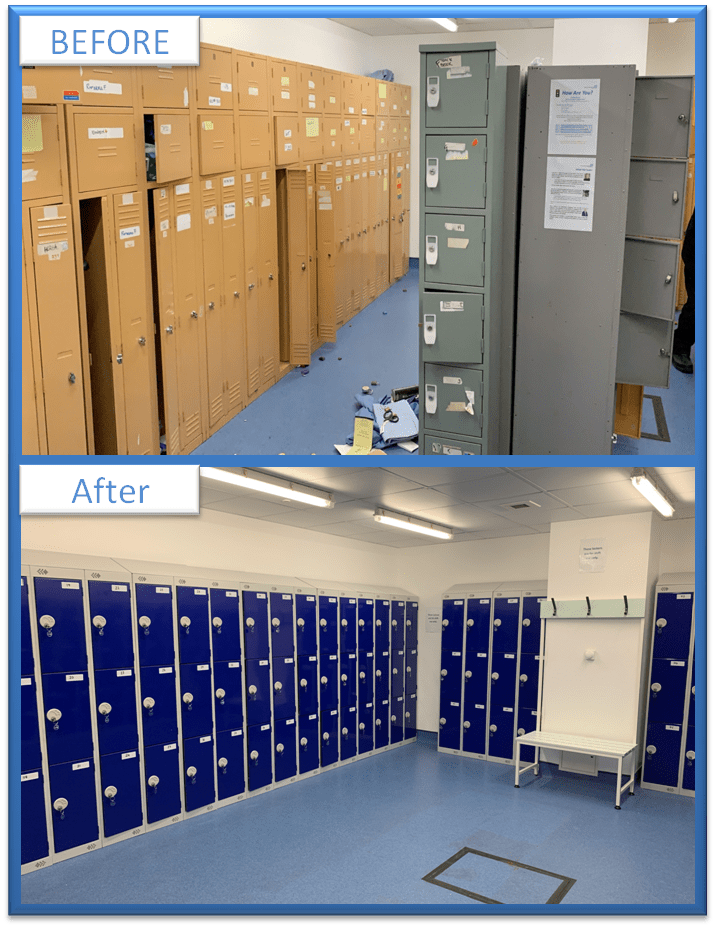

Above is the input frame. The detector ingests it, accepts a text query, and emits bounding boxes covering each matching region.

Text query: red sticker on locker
[472,139,478,146]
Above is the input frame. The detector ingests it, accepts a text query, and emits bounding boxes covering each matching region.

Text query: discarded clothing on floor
[346,392,419,449]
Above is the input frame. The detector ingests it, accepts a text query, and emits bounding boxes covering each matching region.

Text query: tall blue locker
[358,652,374,702]
[439,649,463,750]
[21,771,49,866]
[87,580,134,670]
[183,734,216,811]
[357,598,374,651]
[48,758,100,854]
[319,595,339,654]
[295,594,318,655]
[34,577,87,675]
[390,601,405,650]
[297,654,319,716]
[247,723,273,790]
[139,665,178,745]
[465,597,491,652]
[272,657,297,720]
[242,590,270,660]
[441,598,465,652]
[320,709,339,766]
[405,692,417,740]
[210,587,245,804]
[405,650,417,696]
[375,650,390,702]
[274,717,298,781]
[179,662,214,740]
[270,592,295,657]
[209,588,241,663]
[176,585,211,665]
[390,695,404,744]
[245,659,272,727]
[487,595,520,763]
[339,651,357,705]
[405,601,418,650]
[319,653,338,711]
[144,740,181,824]
[374,600,390,652]
[135,583,175,667]
[391,650,405,697]
[98,750,143,838]
[213,661,244,733]
[216,728,245,799]
[340,704,358,759]
[375,699,390,749]
[339,597,357,653]
[358,702,374,754]
[298,713,320,774]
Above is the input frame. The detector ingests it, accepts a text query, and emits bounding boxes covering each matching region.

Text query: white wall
[646,21,696,75]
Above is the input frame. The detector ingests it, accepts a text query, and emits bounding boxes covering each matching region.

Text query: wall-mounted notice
[579,538,606,572]
[548,78,600,155]
[544,156,596,232]
[426,608,441,633]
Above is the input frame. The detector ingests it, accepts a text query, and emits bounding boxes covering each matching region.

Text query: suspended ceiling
[199,467,694,549]
[327,17,687,37]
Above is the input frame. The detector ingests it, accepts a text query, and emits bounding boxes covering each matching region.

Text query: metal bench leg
[615,755,623,809]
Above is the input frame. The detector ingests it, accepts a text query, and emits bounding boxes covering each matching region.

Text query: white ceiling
[200,467,695,549]
[327,17,685,37]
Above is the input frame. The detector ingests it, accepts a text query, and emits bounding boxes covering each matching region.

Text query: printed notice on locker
[548,79,600,156]
[544,157,596,233]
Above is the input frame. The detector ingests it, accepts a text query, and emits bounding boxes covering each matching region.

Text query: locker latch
[93,615,107,635]
[183,692,194,710]
[40,614,55,637]
[186,765,197,784]
[248,685,258,698]
[423,314,436,345]
[116,354,123,365]
[148,775,160,792]
[98,702,112,722]
[138,337,146,346]
[53,797,68,819]
[47,708,62,730]
[139,615,151,635]
[216,688,226,704]
[143,697,155,715]
[427,75,440,107]
[425,384,437,415]
[425,236,438,266]
[300,737,308,749]
[218,757,228,773]
[104,785,117,806]
[180,616,191,633]
[212,616,223,633]
[426,158,439,189]
[68,372,76,384]
[250,750,259,765]
[656,618,667,634]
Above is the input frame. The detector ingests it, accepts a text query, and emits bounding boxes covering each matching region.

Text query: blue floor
[192,266,695,457]
[20,732,695,910]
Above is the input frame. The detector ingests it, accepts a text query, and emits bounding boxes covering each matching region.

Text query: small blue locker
[242,590,270,660]
[358,702,374,754]
[488,705,515,759]
[209,588,241,663]
[375,699,390,749]
[42,671,94,767]
[390,601,405,650]
[441,599,465,652]
[438,688,462,751]
[298,714,320,774]
[405,692,417,739]
[374,650,390,701]
[357,598,374,650]
[21,576,34,677]
[516,706,539,764]
[135,583,175,668]
[143,740,181,824]
[405,652,417,697]
[21,770,49,865]
[247,724,273,790]
[297,654,319,716]
[88,580,134,670]
[318,595,339,654]
[21,677,42,773]
[517,653,540,709]
[48,757,99,853]
[98,749,143,837]
[139,665,178,746]
[319,653,338,711]
[176,586,211,665]
[682,725,695,792]
[647,659,689,724]
[34,577,87,675]
[462,703,487,755]
[489,652,518,708]
[465,598,491,652]
[245,659,272,727]
[339,597,357,653]
[179,662,214,739]
[295,594,318,655]
[643,722,682,788]
[213,661,244,732]
[320,709,339,766]
[391,650,404,697]
[492,597,520,653]
[216,728,245,800]
[183,734,216,811]
[439,650,463,704]
[652,592,693,661]
[274,717,298,781]
[405,601,419,650]
[358,652,374,702]
[269,592,295,658]
[340,704,357,760]
[688,660,695,729]
[374,600,390,652]
[464,651,488,706]
[520,596,543,654]
[339,651,357,705]
[272,657,297,720]
[94,668,139,756]
[390,696,404,744]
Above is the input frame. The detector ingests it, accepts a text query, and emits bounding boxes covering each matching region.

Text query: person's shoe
[672,352,694,374]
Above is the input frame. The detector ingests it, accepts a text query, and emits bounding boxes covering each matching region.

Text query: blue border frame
[9,3,706,915]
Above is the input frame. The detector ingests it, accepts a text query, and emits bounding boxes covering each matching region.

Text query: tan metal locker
[220,175,247,416]
[274,116,300,166]
[110,191,159,454]
[196,45,234,110]
[22,107,64,202]
[315,159,342,342]
[399,116,410,149]
[401,85,412,117]
[360,160,372,307]
[388,117,401,151]
[306,165,319,353]
[270,59,298,113]
[150,113,192,182]
[241,172,261,398]
[388,82,401,116]
[299,65,324,113]
[342,74,360,116]
[72,66,135,106]
[140,67,190,108]
[258,171,279,386]
[197,113,236,175]
[376,117,389,153]
[389,152,404,283]
[402,208,410,276]
[361,77,376,116]
[377,154,390,293]
[22,66,72,106]
[359,117,376,153]
[22,240,44,454]
[277,169,311,366]
[350,161,363,315]
[323,116,342,155]
[367,155,378,302]
[375,80,390,117]
[300,115,323,162]
[324,70,342,114]
[73,111,137,193]
[239,114,274,169]
[341,168,353,326]
[343,117,359,155]
[199,179,226,428]
[236,52,270,112]
[151,187,180,455]
[27,203,87,453]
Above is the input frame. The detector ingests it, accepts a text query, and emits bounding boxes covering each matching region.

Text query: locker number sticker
[228,662,240,668]
[159,667,173,674]
[61,581,80,589]
[122,751,137,760]
[65,674,83,681]
[72,761,90,770]
[116,669,132,677]
[200,736,211,743]
[194,589,206,595]
[164,743,177,751]
[225,590,237,597]
[112,584,128,592]
[156,587,170,594]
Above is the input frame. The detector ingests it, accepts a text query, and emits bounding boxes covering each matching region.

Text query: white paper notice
[426,608,441,633]
[579,538,606,572]
[544,157,596,232]
[548,79,600,155]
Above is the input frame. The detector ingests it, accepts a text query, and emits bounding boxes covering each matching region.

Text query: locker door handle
[489,725,497,733]
[519,675,528,684]
[665,275,673,284]
[180,616,191,629]
[341,674,348,683]
[212,617,223,631]
[439,717,446,726]
[276,743,284,753]
[68,372,77,384]
[190,311,198,319]
[300,738,308,748]
[359,672,365,680]
[274,681,283,691]
[248,685,257,696]
[646,745,656,756]
[53,798,68,817]
[216,688,226,702]
[656,618,667,632]
[40,615,55,633]
[686,751,695,762]
[297,618,305,628]
[218,757,228,770]
[392,620,397,627]
[249,284,255,290]
[466,619,474,628]
[341,619,348,628]
[406,666,412,674]
[651,683,662,693]
[442,619,448,627]
[98,702,112,719]
[517,728,525,736]
[116,354,123,365]
[300,678,308,688]
[376,670,382,678]
[272,617,280,629]
[143,697,155,712]
[301,263,306,270]
[678,113,687,121]
[182,692,194,707]
[165,326,174,334]
[491,673,499,681]
[322,732,330,742]
[246,617,255,628]
[138,337,146,346]
[359,723,365,731]
[148,775,159,789]
[494,619,501,627]
[465,671,472,679]
[186,766,197,782]
[375,620,381,627]
[405,712,410,720]
[104,786,117,804]
[319,619,327,628]
[672,191,679,203]
[463,721,470,729]
[234,291,240,298]
[46,708,62,728]
[93,615,106,635]
[320,676,328,685]
[208,302,215,310]
[522,618,531,627]
[342,727,348,736]
[250,750,259,763]
[440,670,447,678]
[358,620,364,627]
[392,668,398,675]
[139,615,151,630]
[376,718,382,727]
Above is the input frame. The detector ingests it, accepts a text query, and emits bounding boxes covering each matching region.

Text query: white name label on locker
[160,124,172,135]
[475,704,485,709]
[117,669,132,677]
[228,662,240,669]
[505,654,515,659]
[72,761,90,770]
[87,126,124,139]
[164,743,177,751]
[309,656,316,662]
[156,587,170,594]
[61,582,80,589]
[122,751,137,760]
[440,301,464,312]
[282,594,291,600]
[477,653,487,658]
[349,599,356,604]
[175,183,190,195]
[261,724,271,731]
[159,221,169,233]
[120,226,140,240]
[450,702,459,707]
[452,651,460,657]
[257,593,266,599]
[248,87,259,95]
[200,736,211,743]
[204,207,217,219]
[21,677,31,686]
[176,213,191,232]
[232,729,242,736]
[503,707,514,713]
[350,653,356,659]
[306,596,315,602]
[382,700,388,705]
[454,600,464,605]
[209,96,221,106]
[195,589,206,595]
[220,83,232,92]
[368,652,373,657]
[331,710,337,716]
[112,584,128,592]
[226,591,237,597]
[677,594,692,599]
[329,598,336,603]
[22,772,39,781]
[197,664,209,671]
[366,600,373,605]
[398,651,403,656]
[538,598,547,603]
[159,667,173,674]
[286,719,295,725]
[284,658,293,664]
[350,706,357,711]
[309,714,317,720]
[670,661,686,667]
[367,703,373,708]
[223,177,235,187]
[65,674,83,681]
[666,725,680,731]
[444,223,465,232]
[259,660,269,666]
[329,656,336,661]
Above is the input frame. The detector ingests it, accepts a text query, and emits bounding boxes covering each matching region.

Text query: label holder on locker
[425,384,437,415]
[423,314,436,345]
[427,76,440,107]
[426,236,438,266]
[426,158,439,188]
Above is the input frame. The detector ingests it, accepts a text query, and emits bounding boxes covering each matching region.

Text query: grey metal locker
[424,134,487,210]
[621,238,681,320]
[424,364,483,440]
[625,159,688,241]
[616,313,673,388]
[423,213,485,288]
[424,50,490,129]
[420,291,484,365]
[631,77,693,160]
[423,433,482,455]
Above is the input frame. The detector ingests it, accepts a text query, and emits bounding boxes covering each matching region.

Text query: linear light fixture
[631,469,674,517]
[201,467,334,508]
[431,17,458,31]
[668,17,679,22]
[374,508,453,540]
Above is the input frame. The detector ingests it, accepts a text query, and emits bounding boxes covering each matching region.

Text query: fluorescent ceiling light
[631,469,674,517]
[201,467,334,508]
[431,17,458,31]
[668,17,679,22]
[374,508,453,539]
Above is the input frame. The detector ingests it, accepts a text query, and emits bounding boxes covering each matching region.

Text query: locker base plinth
[215,792,247,810]
[145,812,184,834]
[102,824,146,848]
[640,779,681,796]
[51,840,101,866]
[21,856,53,876]
[183,801,217,821]
[681,788,695,798]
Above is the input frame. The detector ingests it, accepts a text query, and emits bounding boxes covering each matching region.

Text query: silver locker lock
[342,727,348,736]
[392,668,398,675]
[218,757,228,771]
[686,750,695,763]
[272,618,280,630]
[439,717,446,726]
[212,616,223,633]
[440,669,447,678]
[426,157,439,188]
[392,619,397,627]
[93,615,107,635]
[466,619,474,628]
[186,766,197,783]
[46,708,62,730]
[300,678,308,689]
[494,619,502,628]
[341,619,348,627]
[427,75,440,107]
[320,618,327,628]
[276,743,285,754]
[250,750,259,764]
[425,235,438,266]
[300,737,308,748]
[463,721,470,729]
[491,672,499,681]
[651,682,661,694]
[98,702,112,722]
[183,692,194,708]
[320,676,328,686]
[489,724,497,734]
[246,617,255,629]
[425,384,437,415]
[139,615,151,634]
[143,697,155,715]
[376,619,382,627]
[180,616,191,631]
[656,618,667,634]
[104,785,117,806]
[442,619,449,627]
[216,688,226,703]
[40,614,55,637]
[523,618,531,627]
[646,745,657,756]
[359,672,365,680]
[148,775,160,791]
[53,797,69,819]
[322,732,330,742]
[341,674,348,684]
[274,681,283,692]
[519,674,528,685]
[517,728,525,736]
[406,666,412,675]
[376,669,382,678]
[465,670,472,679]
[405,712,410,720]
[391,715,396,723]
[359,722,365,731]
[358,619,365,627]
[297,618,305,628]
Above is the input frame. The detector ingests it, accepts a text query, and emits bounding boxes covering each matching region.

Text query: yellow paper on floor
[345,417,374,455]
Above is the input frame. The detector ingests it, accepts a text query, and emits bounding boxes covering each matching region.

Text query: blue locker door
[179,663,214,739]
[298,713,320,774]
[405,693,417,739]
[88,580,133,670]
[139,665,178,746]
[405,651,417,696]
[320,709,339,765]
[319,653,338,711]
[99,749,143,837]
[272,657,297,720]
[358,599,374,651]
[390,601,405,650]
[318,595,339,654]
[439,650,463,709]
[682,725,695,792]
[517,653,540,710]
[390,696,404,744]
[297,654,318,716]
[274,717,298,781]
[520,597,543,654]
[391,650,405,697]
[48,758,99,853]
[375,650,390,701]
[358,652,374,702]
[42,671,94,766]
[488,705,515,759]
[492,598,520,653]
[339,597,357,653]
[652,592,693,660]
[21,576,35,677]
[490,652,518,708]
[213,661,243,732]
[688,660,695,729]
[176,586,210,665]
[405,601,419,650]
[243,591,270,660]
[464,651,488,707]
[375,699,390,748]
[34,577,87,675]
[135,583,175,668]
[516,706,539,764]
[643,722,682,787]
[648,659,689,723]
[295,594,317,656]
[245,659,272,727]
[21,678,42,772]
[216,728,245,800]
[374,600,390,652]
[21,770,49,864]
[462,704,487,755]
[270,592,295,658]
[339,652,357,705]
[358,703,374,754]
[441,599,465,652]
[340,704,358,759]
[183,735,216,811]
[143,741,181,824]
[209,588,241,663]
[466,598,491,652]
[94,668,139,755]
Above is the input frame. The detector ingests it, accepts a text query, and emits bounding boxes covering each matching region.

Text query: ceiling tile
[554,481,654,507]
[200,497,296,518]
[517,468,632,492]
[381,466,507,487]
[375,487,459,514]
[658,469,695,503]
[308,469,425,498]
[450,524,540,542]
[571,500,654,519]
[437,473,541,502]
[199,486,242,506]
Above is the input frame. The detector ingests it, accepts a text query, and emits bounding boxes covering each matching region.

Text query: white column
[552,18,650,74]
